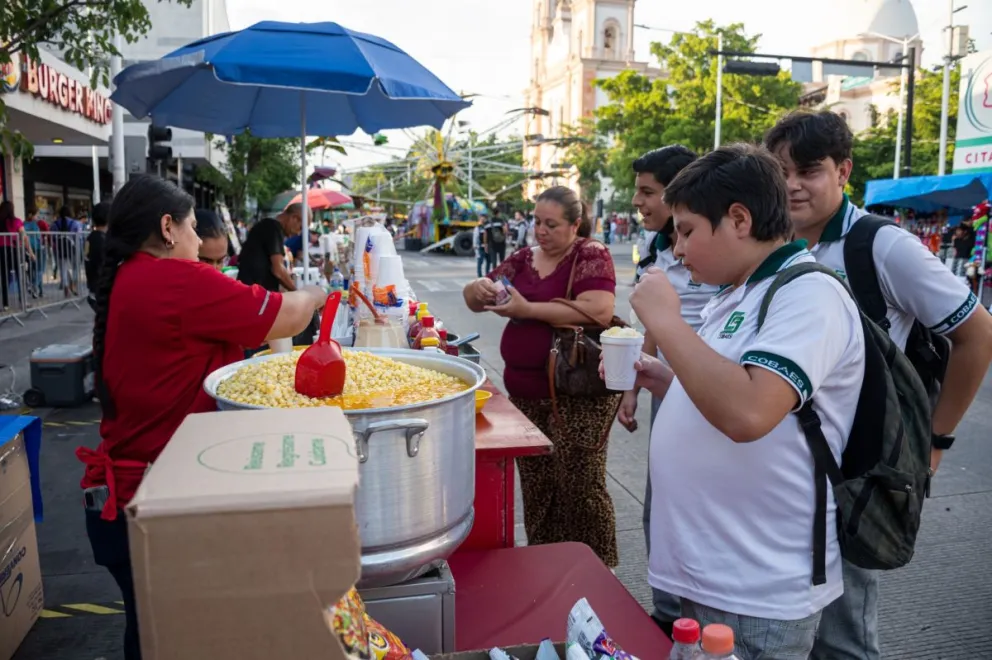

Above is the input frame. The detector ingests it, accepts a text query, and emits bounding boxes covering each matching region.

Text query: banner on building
[954,50,992,174]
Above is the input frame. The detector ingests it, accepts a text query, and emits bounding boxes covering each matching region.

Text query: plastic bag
[327,588,412,660]
[566,598,639,660]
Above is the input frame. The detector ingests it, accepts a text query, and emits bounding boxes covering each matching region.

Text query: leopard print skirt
[510,393,622,567]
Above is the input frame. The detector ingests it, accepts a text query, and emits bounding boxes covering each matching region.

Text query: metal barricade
[0,230,90,327]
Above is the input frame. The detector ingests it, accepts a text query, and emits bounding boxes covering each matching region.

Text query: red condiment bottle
[413,315,441,350]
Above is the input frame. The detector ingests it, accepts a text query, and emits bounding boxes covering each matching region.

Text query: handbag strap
[563,238,586,301]
[549,297,608,329]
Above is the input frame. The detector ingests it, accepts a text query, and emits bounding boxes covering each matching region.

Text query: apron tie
[76,446,148,521]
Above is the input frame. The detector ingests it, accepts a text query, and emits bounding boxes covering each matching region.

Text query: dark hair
[93,174,194,418]
[0,201,13,231]
[663,143,792,242]
[194,208,226,239]
[534,186,592,238]
[91,202,111,228]
[632,145,699,186]
[764,110,853,168]
[58,205,71,220]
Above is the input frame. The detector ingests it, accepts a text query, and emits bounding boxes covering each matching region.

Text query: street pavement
[3,242,991,660]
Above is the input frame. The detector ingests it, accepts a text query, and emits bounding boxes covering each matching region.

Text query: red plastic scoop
[294,291,346,398]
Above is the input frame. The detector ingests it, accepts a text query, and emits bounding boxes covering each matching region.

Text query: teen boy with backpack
[625,145,722,634]
[765,110,992,660]
[629,144,866,657]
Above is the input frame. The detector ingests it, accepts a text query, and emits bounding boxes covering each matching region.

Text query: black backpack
[843,215,951,408]
[758,263,932,586]
[488,221,506,245]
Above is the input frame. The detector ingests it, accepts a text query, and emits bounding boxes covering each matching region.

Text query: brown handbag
[546,240,627,445]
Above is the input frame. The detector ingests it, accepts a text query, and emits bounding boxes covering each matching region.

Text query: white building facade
[804,0,923,134]
[523,0,661,202]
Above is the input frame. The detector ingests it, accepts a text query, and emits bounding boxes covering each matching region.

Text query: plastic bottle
[413,315,441,350]
[408,302,430,344]
[697,624,740,660]
[329,267,345,292]
[439,328,457,357]
[669,619,701,660]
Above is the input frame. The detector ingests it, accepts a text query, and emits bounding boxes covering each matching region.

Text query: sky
[225,0,992,174]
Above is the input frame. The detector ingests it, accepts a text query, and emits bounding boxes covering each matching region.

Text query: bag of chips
[327,587,412,660]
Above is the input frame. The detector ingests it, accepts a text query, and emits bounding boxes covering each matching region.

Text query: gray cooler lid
[30,344,93,363]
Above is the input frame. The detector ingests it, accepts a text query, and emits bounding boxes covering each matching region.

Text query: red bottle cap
[408,300,418,314]
[439,329,448,339]
[672,618,700,645]
[422,315,435,328]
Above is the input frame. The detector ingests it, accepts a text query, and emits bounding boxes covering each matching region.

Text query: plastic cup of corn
[600,326,644,391]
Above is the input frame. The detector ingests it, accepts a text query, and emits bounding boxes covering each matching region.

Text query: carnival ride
[340,107,573,255]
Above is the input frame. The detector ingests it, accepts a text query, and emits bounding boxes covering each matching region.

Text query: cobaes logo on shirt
[719,311,746,339]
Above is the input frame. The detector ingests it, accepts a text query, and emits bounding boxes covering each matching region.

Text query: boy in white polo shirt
[626,145,722,634]
[629,144,866,658]
[765,110,992,660]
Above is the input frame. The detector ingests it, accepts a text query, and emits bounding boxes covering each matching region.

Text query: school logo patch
[720,311,746,338]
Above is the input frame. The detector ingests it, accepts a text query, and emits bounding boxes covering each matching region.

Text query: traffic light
[147,125,173,161]
[723,60,781,76]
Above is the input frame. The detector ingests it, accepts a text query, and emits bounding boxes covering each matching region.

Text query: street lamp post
[861,31,920,179]
[715,32,723,149]
[939,0,968,176]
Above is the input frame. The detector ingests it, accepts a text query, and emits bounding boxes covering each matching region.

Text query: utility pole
[110,34,126,193]
[903,45,917,178]
[467,135,474,204]
[939,0,967,176]
[714,32,723,150]
[893,37,909,179]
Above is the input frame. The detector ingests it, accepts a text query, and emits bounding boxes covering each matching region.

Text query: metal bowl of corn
[203,347,486,587]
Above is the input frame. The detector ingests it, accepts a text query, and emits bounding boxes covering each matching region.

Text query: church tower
[523,0,660,201]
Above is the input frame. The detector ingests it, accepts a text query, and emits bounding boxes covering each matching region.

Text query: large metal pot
[203,348,485,587]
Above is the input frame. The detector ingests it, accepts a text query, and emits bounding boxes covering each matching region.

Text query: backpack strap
[756,261,849,586]
[842,215,894,331]
[756,262,845,329]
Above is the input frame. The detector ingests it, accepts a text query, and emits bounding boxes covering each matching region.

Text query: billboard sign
[954,50,992,173]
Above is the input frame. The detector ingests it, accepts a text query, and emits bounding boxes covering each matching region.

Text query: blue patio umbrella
[110,20,471,276]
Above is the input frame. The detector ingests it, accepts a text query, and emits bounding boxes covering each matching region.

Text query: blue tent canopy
[864,172,992,215]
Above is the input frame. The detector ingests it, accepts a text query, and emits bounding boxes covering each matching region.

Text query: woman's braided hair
[93,174,194,418]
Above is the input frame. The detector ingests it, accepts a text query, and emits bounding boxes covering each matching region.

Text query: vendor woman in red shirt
[77,175,325,660]
[462,186,621,567]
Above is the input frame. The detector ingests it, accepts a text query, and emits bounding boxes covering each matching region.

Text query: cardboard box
[432,643,567,659]
[0,432,44,660]
[127,408,361,660]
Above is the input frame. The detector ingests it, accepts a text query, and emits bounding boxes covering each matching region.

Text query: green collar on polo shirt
[746,239,809,285]
[819,194,850,244]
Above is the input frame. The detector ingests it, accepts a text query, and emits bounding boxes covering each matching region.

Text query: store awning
[865,172,992,215]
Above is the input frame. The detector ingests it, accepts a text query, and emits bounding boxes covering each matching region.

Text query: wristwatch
[932,433,956,450]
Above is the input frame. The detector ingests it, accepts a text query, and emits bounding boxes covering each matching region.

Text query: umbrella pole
[301,92,310,286]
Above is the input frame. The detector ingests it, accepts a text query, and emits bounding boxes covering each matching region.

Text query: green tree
[560,118,608,204]
[848,62,963,203]
[198,132,303,219]
[1,0,192,157]
[594,20,802,203]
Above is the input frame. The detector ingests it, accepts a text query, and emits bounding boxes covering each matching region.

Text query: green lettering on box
[277,434,298,468]
[309,438,326,467]
[244,442,264,471]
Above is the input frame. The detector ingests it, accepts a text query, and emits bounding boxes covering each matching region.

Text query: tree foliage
[848,63,963,205]
[560,118,608,204]
[1,0,192,157]
[198,132,302,219]
[593,20,802,205]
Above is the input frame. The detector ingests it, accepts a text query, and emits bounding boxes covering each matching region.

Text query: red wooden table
[457,383,552,552]
[449,543,673,657]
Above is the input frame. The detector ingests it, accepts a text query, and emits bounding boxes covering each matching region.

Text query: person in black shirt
[484,208,508,268]
[237,204,302,292]
[85,202,111,303]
